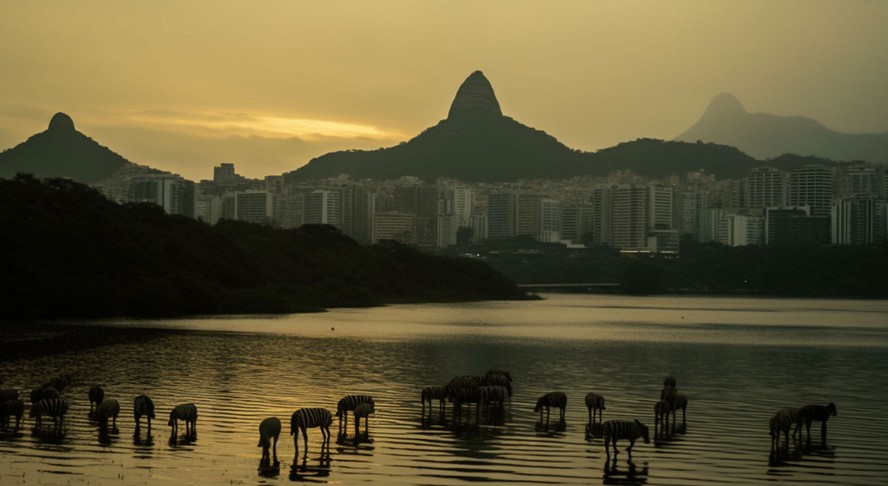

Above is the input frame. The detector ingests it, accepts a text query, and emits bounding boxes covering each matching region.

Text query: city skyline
[2,1,887,181]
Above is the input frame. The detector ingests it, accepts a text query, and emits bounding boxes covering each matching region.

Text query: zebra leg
[821,422,827,444]
[272,435,278,464]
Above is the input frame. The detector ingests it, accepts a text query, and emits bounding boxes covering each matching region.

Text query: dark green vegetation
[0,175,528,320]
[446,237,888,297]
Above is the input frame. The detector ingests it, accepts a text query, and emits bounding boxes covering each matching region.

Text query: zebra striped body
[482,374,513,397]
[585,392,606,426]
[603,419,650,458]
[0,389,19,402]
[88,386,104,414]
[258,416,282,465]
[478,385,509,413]
[769,408,800,455]
[534,392,567,423]
[354,402,375,436]
[660,385,677,408]
[134,395,156,434]
[336,395,374,433]
[290,408,333,455]
[0,399,25,431]
[421,385,447,416]
[798,402,837,443]
[674,393,688,427]
[452,387,481,424]
[484,369,512,383]
[653,399,672,439]
[97,398,120,435]
[445,376,480,400]
[30,398,69,432]
[168,403,198,436]
[29,386,59,404]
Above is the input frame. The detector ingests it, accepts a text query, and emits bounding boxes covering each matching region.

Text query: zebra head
[636,419,650,444]
[258,436,270,448]
[167,409,177,426]
[827,403,838,416]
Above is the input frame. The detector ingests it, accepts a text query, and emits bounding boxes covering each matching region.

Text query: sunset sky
[1,1,886,181]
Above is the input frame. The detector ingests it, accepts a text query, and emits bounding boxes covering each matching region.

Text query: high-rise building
[765,206,830,246]
[832,197,877,245]
[213,163,236,181]
[717,214,764,246]
[589,186,612,245]
[486,192,519,239]
[234,190,273,225]
[748,167,786,210]
[304,190,342,228]
[130,174,195,218]
[538,198,562,243]
[610,185,648,250]
[788,165,834,217]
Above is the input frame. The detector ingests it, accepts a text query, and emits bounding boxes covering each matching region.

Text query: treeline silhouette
[447,237,888,297]
[0,174,528,320]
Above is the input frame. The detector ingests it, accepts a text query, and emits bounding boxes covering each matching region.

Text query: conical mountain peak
[702,92,747,119]
[447,70,503,121]
[48,112,76,132]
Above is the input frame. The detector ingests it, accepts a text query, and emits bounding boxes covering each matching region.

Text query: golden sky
[1,1,886,181]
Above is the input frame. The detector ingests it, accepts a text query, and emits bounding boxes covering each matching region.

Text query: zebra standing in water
[769,409,797,457]
[97,398,120,436]
[421,385,447,417]
[534,392,567,424]
[168,403,198,437]
[88,385,104,416]
[30,398,69,434]
[258,416,282,467]
[0,399,25,431]
[798,402,837,444]
[585,392,606,427]
[29,386,59,404]
[673,393,688,432]
[291,408,333,458]
[336,395,374,435]
[353,402,375,437]
[602,419,650,460]
[653,399,672,440]
[446,376,480,424]
[134,395,156,435]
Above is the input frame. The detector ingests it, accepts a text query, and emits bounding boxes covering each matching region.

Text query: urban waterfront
[1,294,887,485]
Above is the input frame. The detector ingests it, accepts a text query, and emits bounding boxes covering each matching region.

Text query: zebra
[482,374,513,398]
[258,416,282,466]
[534,392,567,424]
[663,376,677,388]
[452,387,481,425]
[336,395,374,434]
[168,403,198,437]
[0,399,25,431]
[421,385,447,416]
[290,408,333,457]
[769,408,801,456]
[653,399,672,440]
[44,374,73,393]
[798,402,837,443]
[478,385,509,415]
[353,402,375,437]
[97,398,120,435]
[30,398,69,433]
[29,386,59,404]
[660,384,678,408]
[673,393,688,431]
[445,375,480,400]
[602,419,650,459]
[484,369,513,384]
[134,395,156,435]
[88,385,104,415]
[0,389,19,402]
[585,392,606,426]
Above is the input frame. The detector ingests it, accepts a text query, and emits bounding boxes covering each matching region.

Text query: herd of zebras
[0,371,839,470]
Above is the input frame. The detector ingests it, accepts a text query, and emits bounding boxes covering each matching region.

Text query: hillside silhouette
[0,175,528,320]
[675,92,888,164]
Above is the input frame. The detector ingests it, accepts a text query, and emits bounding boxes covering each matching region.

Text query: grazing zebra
[445,375,480,399]
[0,399,25,431]
[88,386,104,414]
[290,408,333,456]
[798,403,837,443]
[653,399,672,440]
[168,403,198,437]
[29,386,59,404]
[534,392,567,424]
[0,389,19,402]
[30,398,69,433]
[258,416,282,466]
[482,374,513,397]
[353,402,375,436]
[134,395,156,434]
[336,395,374,433]
[660,385,677,409]
[769,411,794,456]
[421,385,447,416]
[97,398,120,435]
[603,419,650,459]
[585,392,606,426]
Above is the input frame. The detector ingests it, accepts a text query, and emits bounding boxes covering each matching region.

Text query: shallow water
[1,294,887,485]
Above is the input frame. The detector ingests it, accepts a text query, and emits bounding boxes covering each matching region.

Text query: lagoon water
[1,294,887,485]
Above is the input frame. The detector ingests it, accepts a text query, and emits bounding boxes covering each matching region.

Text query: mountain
[285,71,589,183]
[0,112,144,182]
[675,93,888,164]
